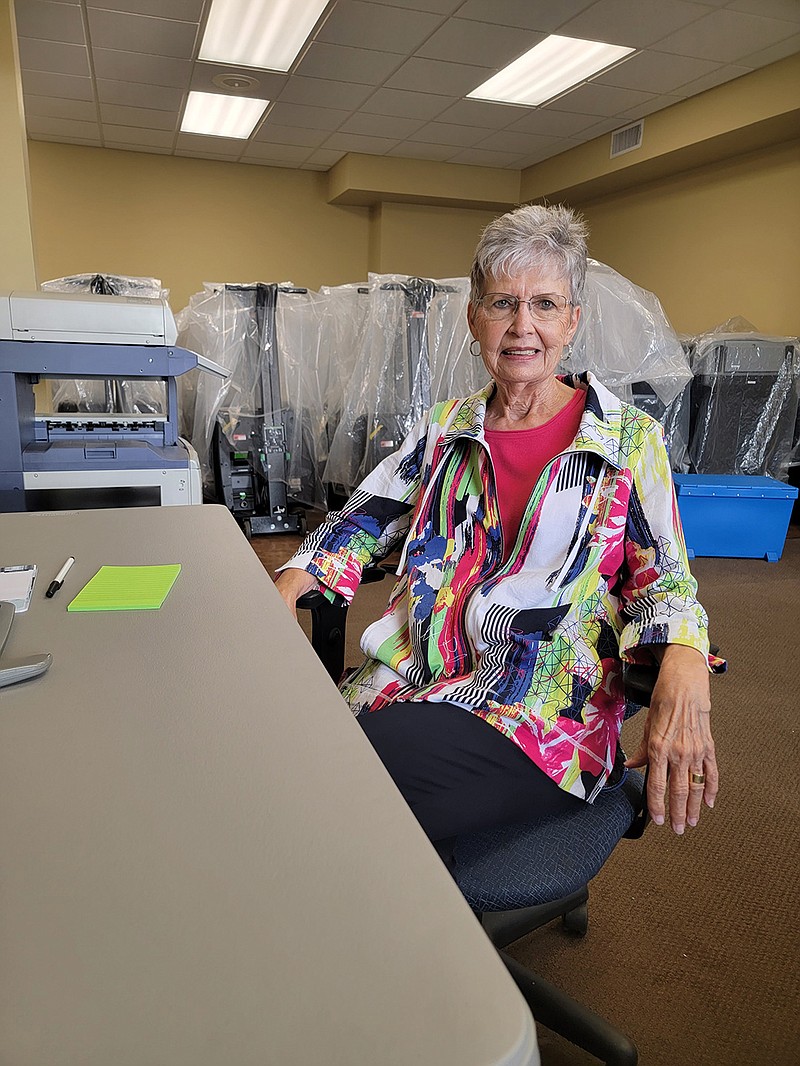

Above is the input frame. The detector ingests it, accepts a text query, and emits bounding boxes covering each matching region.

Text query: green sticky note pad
[67,565,181,612]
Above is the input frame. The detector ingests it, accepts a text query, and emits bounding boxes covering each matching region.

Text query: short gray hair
[470,203,589,305]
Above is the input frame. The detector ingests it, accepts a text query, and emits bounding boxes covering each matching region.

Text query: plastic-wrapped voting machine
[39,273,169,416]
[176,282,328,520]
[686,318,799,480]
[565,260,693,471]
[323,274,482,494]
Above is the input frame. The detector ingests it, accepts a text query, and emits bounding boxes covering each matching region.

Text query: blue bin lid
[674,474,799,499]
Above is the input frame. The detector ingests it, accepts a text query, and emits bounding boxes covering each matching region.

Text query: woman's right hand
[273,568,320,620]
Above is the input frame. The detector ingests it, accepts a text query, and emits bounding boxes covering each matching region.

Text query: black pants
[358,700,580,868]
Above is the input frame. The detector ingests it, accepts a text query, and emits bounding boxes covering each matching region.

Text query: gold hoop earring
[469,339,481,357]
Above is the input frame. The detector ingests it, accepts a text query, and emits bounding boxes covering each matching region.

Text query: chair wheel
[562,902,588,935]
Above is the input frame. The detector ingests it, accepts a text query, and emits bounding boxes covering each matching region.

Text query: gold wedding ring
[690,772,706,785]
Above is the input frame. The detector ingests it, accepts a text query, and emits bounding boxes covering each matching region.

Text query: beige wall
[369,201,499,278]
[580,138,800,337]
[27,142,371,310]
[0,0,37,288]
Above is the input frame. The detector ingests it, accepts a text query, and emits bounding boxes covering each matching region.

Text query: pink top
[485,387,586,561]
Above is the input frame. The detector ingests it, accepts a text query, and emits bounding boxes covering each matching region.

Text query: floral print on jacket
[284,373,712,802]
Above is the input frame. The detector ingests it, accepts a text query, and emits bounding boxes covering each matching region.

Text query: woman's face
[467,266,581,392]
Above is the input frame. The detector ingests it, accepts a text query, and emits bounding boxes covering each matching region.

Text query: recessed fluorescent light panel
[468,35,635,107]
[181,91,268,138]
[199,0,329,71]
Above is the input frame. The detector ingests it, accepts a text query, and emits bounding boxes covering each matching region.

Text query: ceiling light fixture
[467,34,635,107]
[180,91,269,138]
[199,0,329,72]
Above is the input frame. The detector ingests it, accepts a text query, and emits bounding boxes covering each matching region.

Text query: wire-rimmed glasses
[476,292,571,322]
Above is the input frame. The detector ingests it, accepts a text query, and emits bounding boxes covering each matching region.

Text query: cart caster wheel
[562,902,588,936]
[244,519,253,541]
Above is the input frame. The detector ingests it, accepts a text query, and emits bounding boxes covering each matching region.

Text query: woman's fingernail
[653,814,664,825]
[687,817,698,827]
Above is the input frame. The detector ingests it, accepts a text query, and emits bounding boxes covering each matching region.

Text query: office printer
[0,290,227,512]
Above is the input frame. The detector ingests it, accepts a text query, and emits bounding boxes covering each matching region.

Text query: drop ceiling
[15,0,800,172]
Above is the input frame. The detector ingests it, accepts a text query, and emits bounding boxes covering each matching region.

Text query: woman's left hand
[624,644,718,834]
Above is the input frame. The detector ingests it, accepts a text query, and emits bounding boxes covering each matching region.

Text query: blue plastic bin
[673,474,798,562]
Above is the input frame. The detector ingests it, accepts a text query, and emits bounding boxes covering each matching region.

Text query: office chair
[297,585,655,1066]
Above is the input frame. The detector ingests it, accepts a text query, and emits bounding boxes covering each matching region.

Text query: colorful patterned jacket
[285,373,711,802]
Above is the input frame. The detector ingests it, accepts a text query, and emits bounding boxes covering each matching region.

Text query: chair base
[499,950,638,1066]
[479,887,590,949]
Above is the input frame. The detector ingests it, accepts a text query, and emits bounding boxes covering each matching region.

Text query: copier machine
[0,290,227,512]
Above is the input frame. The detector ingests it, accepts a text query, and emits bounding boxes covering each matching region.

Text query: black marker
[46,557,75,598]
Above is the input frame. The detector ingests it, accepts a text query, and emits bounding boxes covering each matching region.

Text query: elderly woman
[276,204,718,865]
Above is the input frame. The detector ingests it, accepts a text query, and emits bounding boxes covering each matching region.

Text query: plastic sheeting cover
[176,282,331,509]
[323,274,485,492]
[565,259,693,471]
[39,273,169,415]
[686,317,800,479]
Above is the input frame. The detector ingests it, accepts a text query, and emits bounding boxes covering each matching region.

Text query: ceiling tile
[456,0,593,33]
[364,0,463,13]
[17,38,89,76]
[577,115,630,139]
[23,94,96,121]
[727,0,800,22]
[653,8,794,63]
[669,63,753,97]
[87,8,198,59]
[26,114,100,138]
[100,103,177,130]
[21,69,93,100]
[518,141,581,167]
[593,49,722,94]
[252,123,330,148]
[547,82,657,116]
[617,94,683,119]
[294,42,403,85]
[276,76,373,110]
[415,18,544,68]
[14,0,85,44]
[446,146,524,167]
[175,133,244,156]
[96,78,185,111]
[558,0,714,49]
[737,32,800,67]
[29,132,103,147]
[433,98,528,128]
[103,124,175,147]
[322,131,401,153]
[386,140,458,161]
[339,111,424,138]
[242,142,314,163]
[505,107,606,137]
[385,56,494,96]
[298,163,330,171]
[86,0,204,18]
[411,120,495,146]
[473,129,558,155]
[105,142,172,155]
[243,157,301,169]
[305,148,346,166]
[266,101,349,131]
[359,86,452,120]
[93,48,193,88]
[315,0,444,55]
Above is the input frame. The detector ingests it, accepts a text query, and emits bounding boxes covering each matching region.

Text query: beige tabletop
[0,504,538,1066]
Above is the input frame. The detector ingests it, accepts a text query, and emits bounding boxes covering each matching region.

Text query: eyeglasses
[476,292,571,322]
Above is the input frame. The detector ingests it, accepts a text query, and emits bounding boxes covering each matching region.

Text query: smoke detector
[211,73,261,92]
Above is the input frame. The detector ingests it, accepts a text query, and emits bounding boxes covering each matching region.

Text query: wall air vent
[610,119,644,158]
